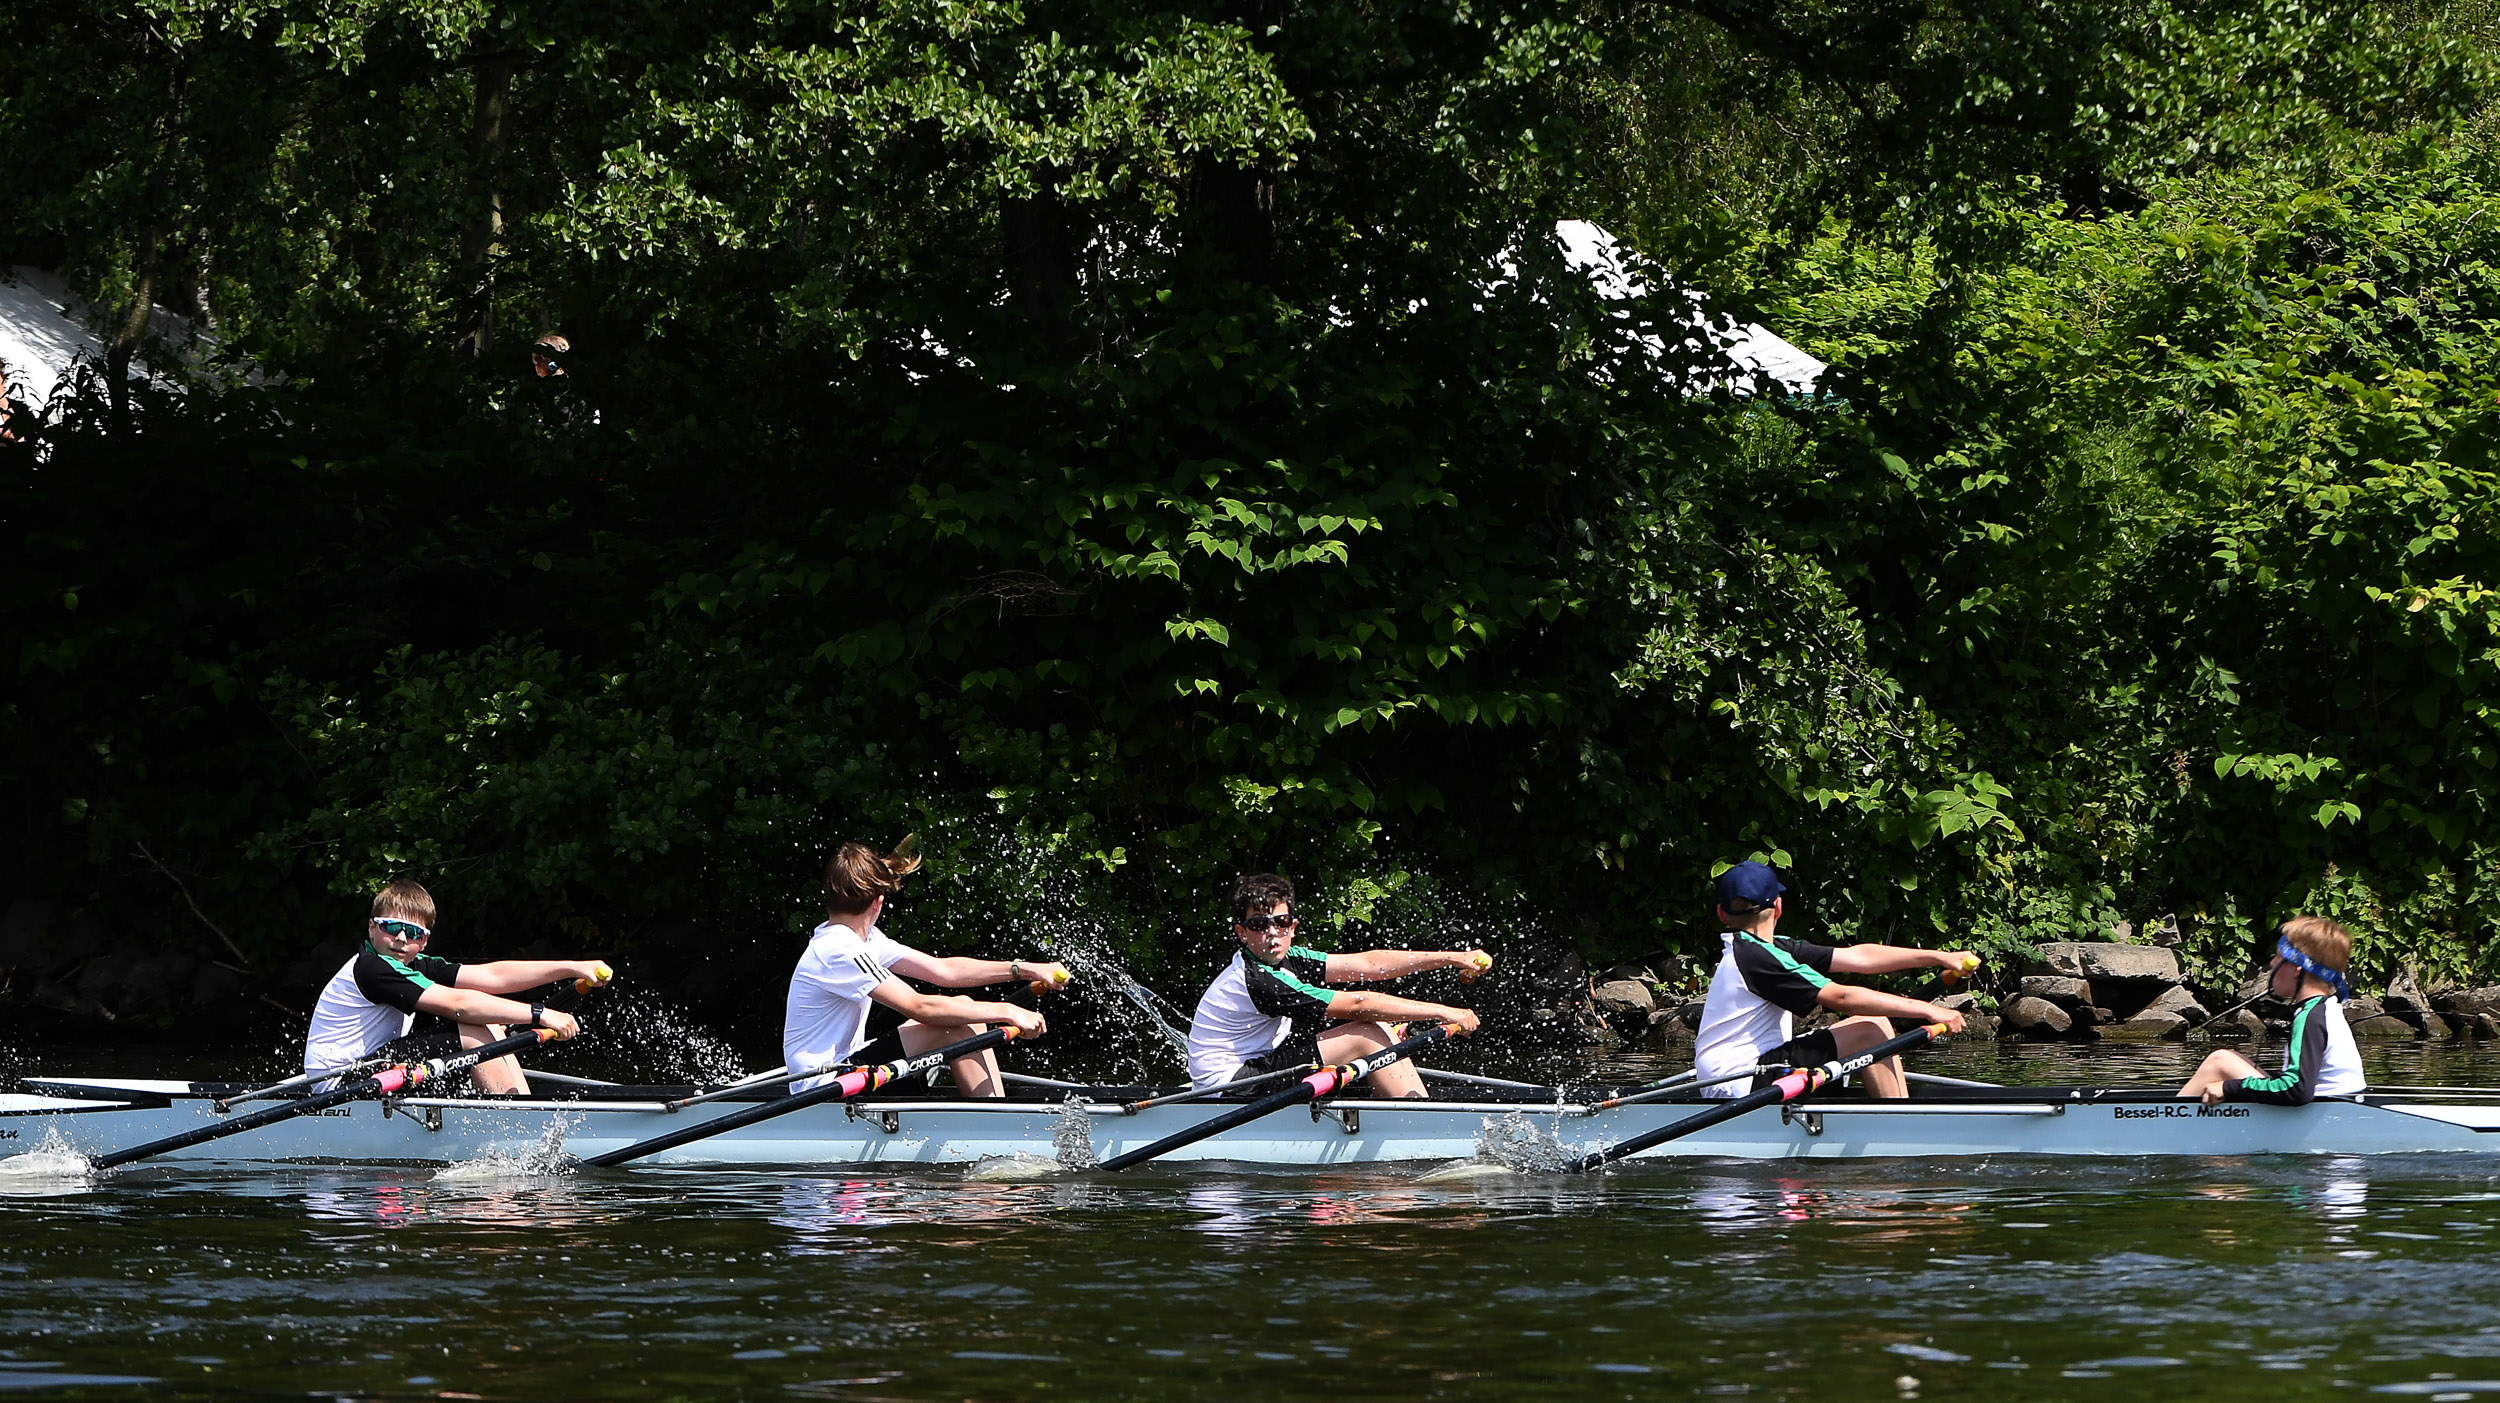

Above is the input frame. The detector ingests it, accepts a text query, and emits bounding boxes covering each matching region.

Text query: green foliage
[4,0,2499,1035]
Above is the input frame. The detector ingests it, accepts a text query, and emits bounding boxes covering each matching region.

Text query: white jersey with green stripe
[1186,948,1335,1089]
[1694,931,1837,1098]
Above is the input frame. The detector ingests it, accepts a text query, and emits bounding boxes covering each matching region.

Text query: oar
[211,1054,397,1112]
[94,1028,564,1170]
[1098,1023,1461,1173]
[582,1027,1020,1168]
[1118,1063,1322,1114]
[1567,1022,1947,1172]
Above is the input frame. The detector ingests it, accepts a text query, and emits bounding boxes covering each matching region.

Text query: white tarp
[1553,219,1825,396]
[0,267,108,411]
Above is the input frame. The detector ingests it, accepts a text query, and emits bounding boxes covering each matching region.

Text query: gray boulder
[1593,979,1657,1016]
[2024,942,2183,984]
[2080,944,2184,982]
[2001,995,2073,1036]
[2019,975,2092,1005]
[2118,984,2209,1038]
[2385,973,2453,1040]
[2434,986,2500,1020]
[2343,996,2418,1039]
[1642,1009,1693,1048]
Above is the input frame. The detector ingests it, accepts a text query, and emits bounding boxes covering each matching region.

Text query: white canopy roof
[1553,219,1825,396]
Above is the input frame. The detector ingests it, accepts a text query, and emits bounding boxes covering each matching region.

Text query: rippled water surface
[9,1039,2500,1400]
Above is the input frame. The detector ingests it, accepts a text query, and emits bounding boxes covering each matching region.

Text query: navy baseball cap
[1717,861,1785,909]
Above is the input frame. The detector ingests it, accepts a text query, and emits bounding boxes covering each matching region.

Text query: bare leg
[1319,1022,1424,1098]
[1827,1017,1904,1098]
[897,1020,1004,1097]
[2179,1048,2262,1101]
[459,1022,529,1094]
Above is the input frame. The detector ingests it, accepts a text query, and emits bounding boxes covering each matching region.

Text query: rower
[1185,872,1486,1095]
[785,840,1060,1096]
[1693,861,1971,1099]
[2179,916,2365,1106]
[304,880,609,1094]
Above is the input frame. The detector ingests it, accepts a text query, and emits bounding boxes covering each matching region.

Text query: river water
[7,1039,2500,1400]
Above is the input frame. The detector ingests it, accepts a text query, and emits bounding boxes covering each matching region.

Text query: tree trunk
[106,222,158,422]
[461,53,515,357]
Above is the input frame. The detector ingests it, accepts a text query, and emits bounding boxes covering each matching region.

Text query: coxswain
[1185,872,1485,1094]
[303,880,608,1092]
[785,840,1062,1095]
[2178,916,2365,1105]
[1693,861,1971,1099]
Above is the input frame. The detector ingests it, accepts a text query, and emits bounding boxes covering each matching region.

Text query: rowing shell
[10,1078,2500,1166]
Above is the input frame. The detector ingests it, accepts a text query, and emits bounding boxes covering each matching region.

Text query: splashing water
[1053,943,1192,1062]
[1477,1110,1583,1172]
[0,1126,97,1192]
[592,992,747,1086]
[962,1095,1097,1182]
[432,1116,578,1183]
[1052,1093,1098,1169]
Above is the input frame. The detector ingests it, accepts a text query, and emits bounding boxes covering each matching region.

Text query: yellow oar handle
[575,961,615,995]
[1940,952,1980,987]
[1458,951,1494,984]
[1028,966,1072,997]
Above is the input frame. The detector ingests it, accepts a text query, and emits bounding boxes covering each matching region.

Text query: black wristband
[529,1003,545,1029]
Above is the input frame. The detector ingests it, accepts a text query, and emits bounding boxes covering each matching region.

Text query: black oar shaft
[1099,1023,1458,1173]
[94,1028,557,1170]
[1568,1023,1945,1172]
[582,1027,1014,1168]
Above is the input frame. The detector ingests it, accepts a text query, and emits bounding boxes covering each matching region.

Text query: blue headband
[2276,934,2350,1001]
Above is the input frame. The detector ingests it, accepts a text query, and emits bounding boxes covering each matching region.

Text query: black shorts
[1751,1028,1840,1091]
[852,1028,907,1068]
[1230,1021,1379,1082]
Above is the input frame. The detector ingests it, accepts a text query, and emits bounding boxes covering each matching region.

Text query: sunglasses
[1236,913,1298,933]
[372,918,432,941]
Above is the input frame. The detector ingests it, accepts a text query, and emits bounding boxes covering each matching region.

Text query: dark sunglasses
[372,918,432,941]
[1236,913,1298,933]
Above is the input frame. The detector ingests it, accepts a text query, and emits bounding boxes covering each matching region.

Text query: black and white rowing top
[1692,931,1836,1098]
[1186,948,1338,1088]
[302,944,464,1074]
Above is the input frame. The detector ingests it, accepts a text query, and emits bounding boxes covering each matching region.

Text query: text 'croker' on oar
[92,1027,569,1171]
[1566,1022,1950,1173]
[1096,1021,1466,1173]
[580,1026,1023,1168]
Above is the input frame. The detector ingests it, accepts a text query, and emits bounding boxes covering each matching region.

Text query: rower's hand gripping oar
[1098,1022,1465,1173]
[581,1026,1024,1168]
[1567,1022,1949,1173]
[93,1027,568,1170]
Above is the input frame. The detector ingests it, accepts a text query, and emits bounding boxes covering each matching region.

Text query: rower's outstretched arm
[882,952,1070,990]
[455,959,607,995]
[1322,989,1481,1034]
[1323,948,1489,982]
[1827,944,1975,977]
[1816,983,1966,1032]
[870,980,1046,1037]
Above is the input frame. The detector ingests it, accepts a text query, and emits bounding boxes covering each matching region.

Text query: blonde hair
[825,837,922,914]
[2279,915,2353,975]
[371,879,437,928]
